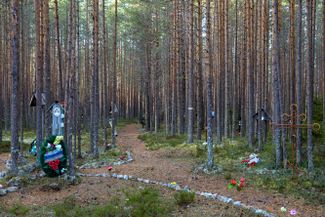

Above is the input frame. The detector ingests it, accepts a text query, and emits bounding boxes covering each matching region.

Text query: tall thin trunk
[247,0,254,148]
[44,0,51,137]
[66,0,76,179]
[102,0,109,147]
[111,0,118,147]
[296,0,303,165]
[91,0,99,157]
[272,0,282,169]
[10,0,20,174]
[306,0,315,172]
[35,0,43,159]
[323,0,325,125]
[187,0,194,143]
[54,0,63,101]
[196,0,203,140]
[206,0,214,170]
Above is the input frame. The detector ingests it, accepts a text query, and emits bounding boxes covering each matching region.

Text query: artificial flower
[290,209,297,215]
[48,159,60,170]
[280,207,287,212]
[53,136,64,145]
[56,145,62,151]
[231,179,237,185]
[240,177,245,183]
[107,166,113,171]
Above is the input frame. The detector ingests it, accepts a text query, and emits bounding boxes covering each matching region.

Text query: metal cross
[272,104,320,176]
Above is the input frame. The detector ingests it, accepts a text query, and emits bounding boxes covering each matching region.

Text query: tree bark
[196,0,204,140]
[43,0,51,137]
[35,0,43,159]
[10,0,20,174]
[111,0,118,147]
[206,0,214,170]
[272,0,282,169]
[187,0,194,144]
[306,0,315,172]
[91,0,99,157]
[296,0,303,165]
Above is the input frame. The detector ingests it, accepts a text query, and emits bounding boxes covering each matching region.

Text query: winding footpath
[83,124,324,217]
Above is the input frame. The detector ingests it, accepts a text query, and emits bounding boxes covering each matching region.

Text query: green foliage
[138,132,186,150]
[53,196,78,217]
[92,198,126,217]
[8,204,30,216]
[0,141,10,152]
[51,188,174,217]
[252,169,325,205]
[125,187,174,217]
[174,191,195,206]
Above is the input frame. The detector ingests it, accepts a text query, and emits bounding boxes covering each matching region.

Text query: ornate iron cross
[272,104,320,176]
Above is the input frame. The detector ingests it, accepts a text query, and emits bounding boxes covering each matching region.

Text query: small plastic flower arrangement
[228,177,245,191]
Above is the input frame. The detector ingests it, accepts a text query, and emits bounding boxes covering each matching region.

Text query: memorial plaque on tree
[49,102,65,136]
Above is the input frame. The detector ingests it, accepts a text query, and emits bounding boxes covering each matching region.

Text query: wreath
[40,136,67,177]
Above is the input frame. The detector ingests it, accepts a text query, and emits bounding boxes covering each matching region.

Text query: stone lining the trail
[0,186,18,197]
[79,151,134,169]
[77,172,275,217]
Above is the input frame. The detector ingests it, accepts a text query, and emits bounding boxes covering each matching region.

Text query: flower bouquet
[40,136,67,177]
[228,177,245,191]
[241,153,260,168]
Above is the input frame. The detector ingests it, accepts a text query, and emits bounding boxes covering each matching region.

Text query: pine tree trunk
[247,0,254,148]
[43,0,51,137]
[111,0,118,147]
[196,0,204,140]
[306,0,315,172]
[206,0,214,170]
[187,0,194,144]
[323,0,325,125]
[10,0,20,174]
[102,0,109,147]
[272,0,282,169]
[35,0,43,159]
[54,0,63,101]
[91,0,99,157]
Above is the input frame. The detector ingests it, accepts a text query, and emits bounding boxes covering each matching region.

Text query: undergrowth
[7,204,30,216]
[51,187,174,217]
[174,191,196,206]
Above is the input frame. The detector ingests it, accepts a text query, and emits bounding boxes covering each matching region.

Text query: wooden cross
[272,104,320,176]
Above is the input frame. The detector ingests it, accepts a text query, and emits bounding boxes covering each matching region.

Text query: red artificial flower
[248,162,256,167]
[107,166,113,171]
[240,177,245,183]
[231,179,237,186]
[48,159,60,170]
[239,182,245,188]
[241,159,249,164]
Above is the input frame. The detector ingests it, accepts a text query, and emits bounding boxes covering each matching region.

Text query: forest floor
[0,124,324,216]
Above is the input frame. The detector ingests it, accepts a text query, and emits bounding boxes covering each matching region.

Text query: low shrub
[174,191,195,206]
[8,204,30,216]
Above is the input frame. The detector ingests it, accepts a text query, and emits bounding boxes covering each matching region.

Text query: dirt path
[1,124,323,216]
[85,124,324,217]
